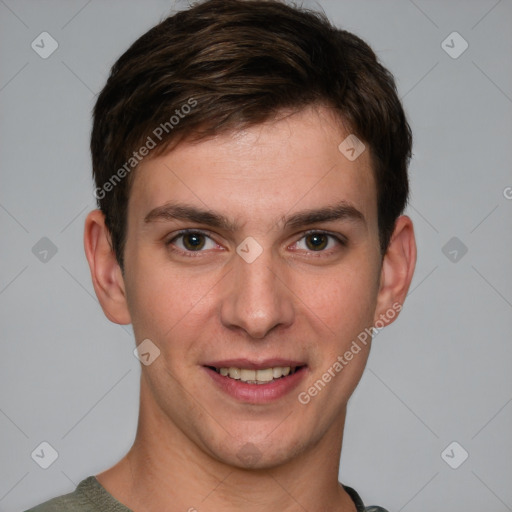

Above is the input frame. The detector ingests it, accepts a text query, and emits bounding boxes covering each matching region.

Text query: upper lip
[203,358,307,370]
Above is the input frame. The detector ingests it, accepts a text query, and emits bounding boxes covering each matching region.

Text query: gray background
[1,0,511,511]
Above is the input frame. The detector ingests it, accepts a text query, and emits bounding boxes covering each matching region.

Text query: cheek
[320,268,378,319]
[124,257,219,353]
[294,259,380,341]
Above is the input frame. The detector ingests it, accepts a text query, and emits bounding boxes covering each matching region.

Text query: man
[26,0,416,510]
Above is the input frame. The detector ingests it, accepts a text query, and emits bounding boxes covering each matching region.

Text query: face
[118,106,387,468]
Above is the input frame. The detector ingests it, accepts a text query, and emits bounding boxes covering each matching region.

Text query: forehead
[129,106,377,230]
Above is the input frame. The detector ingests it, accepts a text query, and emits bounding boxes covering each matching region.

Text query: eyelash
[165,229,347,258]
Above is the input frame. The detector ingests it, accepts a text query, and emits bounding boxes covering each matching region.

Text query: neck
[96,378,357,512]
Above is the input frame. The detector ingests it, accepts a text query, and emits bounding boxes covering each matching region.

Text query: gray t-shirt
[24,476,389,512]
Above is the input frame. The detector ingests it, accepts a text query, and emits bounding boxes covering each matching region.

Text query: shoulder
[23,477,99,512]
[343,484,390,512]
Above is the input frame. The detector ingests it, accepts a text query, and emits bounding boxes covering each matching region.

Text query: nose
[220,244,295,339]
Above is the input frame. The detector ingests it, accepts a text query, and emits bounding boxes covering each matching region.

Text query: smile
[210,365,303,384]
[203,362,308,403]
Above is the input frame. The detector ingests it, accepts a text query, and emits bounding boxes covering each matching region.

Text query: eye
[292,230,346,253]
[166,230,219,254]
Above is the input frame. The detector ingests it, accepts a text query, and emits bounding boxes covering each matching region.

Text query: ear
[83,209,131,325]
[374,215,416,327]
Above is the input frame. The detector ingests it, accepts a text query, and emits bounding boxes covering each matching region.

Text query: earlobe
[374,215,417,327]
[83,209,132,325]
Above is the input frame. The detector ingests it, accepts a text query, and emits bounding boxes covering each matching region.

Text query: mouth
[206,364,307,384]
[202,359,308,403]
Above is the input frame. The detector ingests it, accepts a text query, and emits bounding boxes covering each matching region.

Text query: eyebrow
[143,200,366,230]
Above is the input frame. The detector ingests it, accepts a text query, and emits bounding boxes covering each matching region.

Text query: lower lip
[204,366,308,404]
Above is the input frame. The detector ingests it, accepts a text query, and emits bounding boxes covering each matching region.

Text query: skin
[84,105,416,512]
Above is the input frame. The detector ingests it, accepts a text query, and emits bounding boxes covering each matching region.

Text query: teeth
[216,366,297,383]
[240,368,256,381]
[228,367,241,379]
[256,368,274,382]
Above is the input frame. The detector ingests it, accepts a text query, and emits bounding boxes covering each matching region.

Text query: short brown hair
[91,0,412,271]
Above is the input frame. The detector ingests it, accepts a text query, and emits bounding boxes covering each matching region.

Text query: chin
[207,433,308,470]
